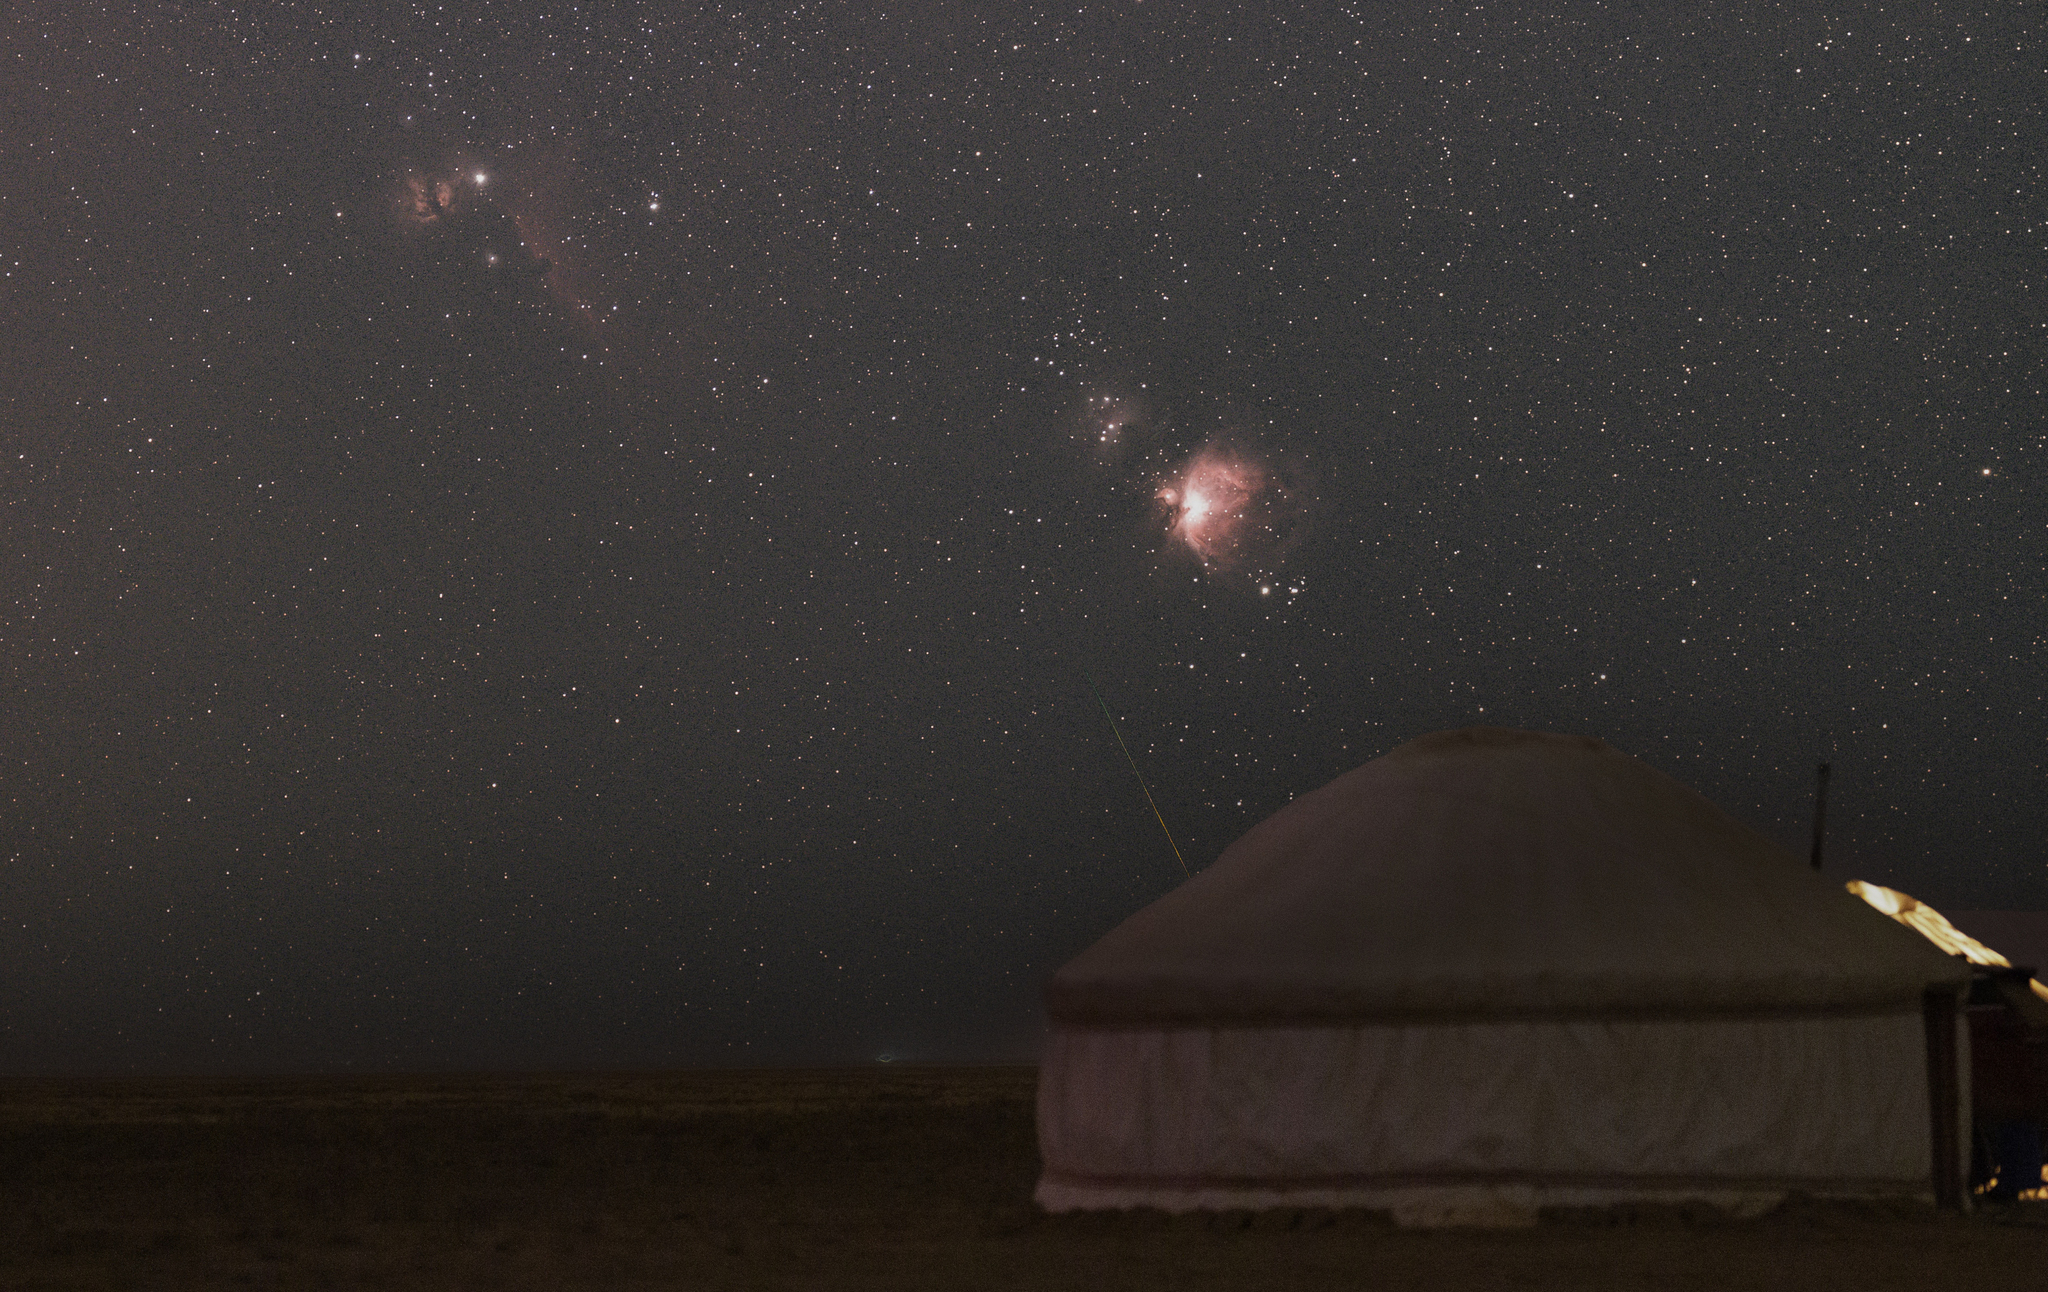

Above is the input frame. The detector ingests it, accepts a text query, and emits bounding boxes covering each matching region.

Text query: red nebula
[400,169,475,226]
[393,149,608,326]
[1158,447,1265,566]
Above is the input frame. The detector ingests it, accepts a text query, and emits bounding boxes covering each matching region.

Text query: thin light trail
[1083,670,1190,877]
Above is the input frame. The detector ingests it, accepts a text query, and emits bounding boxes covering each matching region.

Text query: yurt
[1038,728,1973,1223]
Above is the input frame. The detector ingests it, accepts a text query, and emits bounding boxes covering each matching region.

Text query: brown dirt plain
[1,1066,2041,1290]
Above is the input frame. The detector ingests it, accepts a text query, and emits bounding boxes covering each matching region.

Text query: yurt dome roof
[1047,727,1967,1026]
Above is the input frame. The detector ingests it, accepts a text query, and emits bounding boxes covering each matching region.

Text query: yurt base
[1035,1175,1939,1228]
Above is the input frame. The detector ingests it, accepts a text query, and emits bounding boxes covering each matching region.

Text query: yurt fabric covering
[1037,728,1970,1220]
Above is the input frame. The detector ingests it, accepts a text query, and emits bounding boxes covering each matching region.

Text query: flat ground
[0,1067,2040,1290]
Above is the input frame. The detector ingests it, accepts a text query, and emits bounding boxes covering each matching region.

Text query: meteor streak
[1083,670,1189,877]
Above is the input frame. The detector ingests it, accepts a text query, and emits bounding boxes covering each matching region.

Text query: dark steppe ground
[1,1067,2041,1290]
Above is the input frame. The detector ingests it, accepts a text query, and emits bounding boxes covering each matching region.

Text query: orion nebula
[1154,442,1309,583]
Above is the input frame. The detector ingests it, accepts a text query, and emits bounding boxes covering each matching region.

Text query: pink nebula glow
[1158,447,1265,565]
[1152,439,1311,583]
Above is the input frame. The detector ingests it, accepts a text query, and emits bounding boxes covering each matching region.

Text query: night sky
[4,3,2041,1074]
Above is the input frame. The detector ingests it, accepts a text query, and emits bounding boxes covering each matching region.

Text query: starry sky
[3,3,2041,1074]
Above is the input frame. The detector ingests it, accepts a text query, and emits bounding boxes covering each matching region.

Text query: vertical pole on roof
[1921,985,1967,1209]
[1808,761,1831,871]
